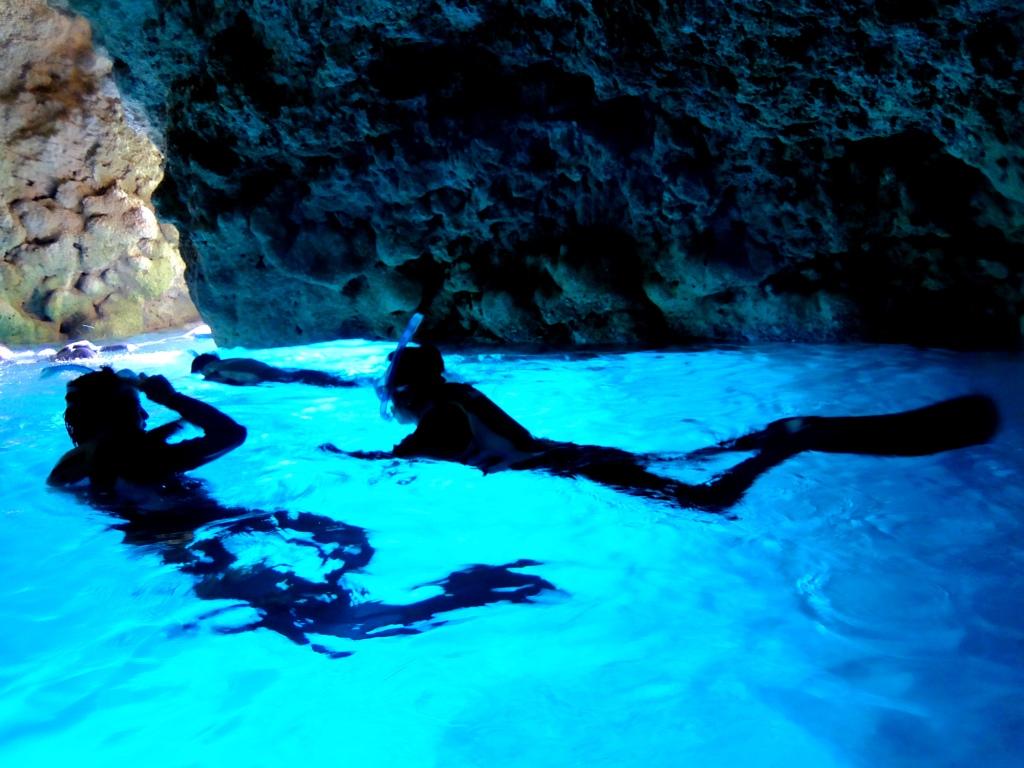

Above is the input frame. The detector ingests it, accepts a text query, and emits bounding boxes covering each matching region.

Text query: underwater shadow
[89,487,555,658]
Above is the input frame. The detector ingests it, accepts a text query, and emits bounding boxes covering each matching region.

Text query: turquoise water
[1,334,1021,767]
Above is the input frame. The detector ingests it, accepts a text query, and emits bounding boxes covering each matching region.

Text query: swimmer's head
[389,344,444,387]
[386,344,444,423]
[191,352,220,374]
[54,341,99,362]
[64,367,147,445]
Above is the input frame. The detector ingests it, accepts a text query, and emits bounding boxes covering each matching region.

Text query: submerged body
[343,345,1001,512]
[191,353,359,388]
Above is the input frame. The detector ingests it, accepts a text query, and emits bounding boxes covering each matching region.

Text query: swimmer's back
[203,358,286,385]
[395,382,540,471]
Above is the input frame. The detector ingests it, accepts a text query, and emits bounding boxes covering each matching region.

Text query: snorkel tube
[376,312,424,420]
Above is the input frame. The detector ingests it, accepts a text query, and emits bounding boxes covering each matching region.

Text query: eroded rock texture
[0,0,197,345]
[68,0,1023,347]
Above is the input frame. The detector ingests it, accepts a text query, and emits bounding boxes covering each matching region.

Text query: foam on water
[0,334,1021,767]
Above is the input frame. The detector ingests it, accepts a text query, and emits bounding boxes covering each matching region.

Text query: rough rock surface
[0,0,197,345]
[68,0,1023,348]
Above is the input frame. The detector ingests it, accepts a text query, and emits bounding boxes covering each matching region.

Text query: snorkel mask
[376,312,424,420]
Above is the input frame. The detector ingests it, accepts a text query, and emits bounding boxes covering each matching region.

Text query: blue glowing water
[1,335,1021,766]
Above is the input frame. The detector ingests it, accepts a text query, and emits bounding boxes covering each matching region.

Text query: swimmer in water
[47,367,247,493]
[47,366,554,652]
[52,340,135,361]
[326,344,1000,513]
[2,340,131,368]
[191,352,361,388]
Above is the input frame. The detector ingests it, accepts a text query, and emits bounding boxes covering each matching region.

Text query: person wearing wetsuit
[52,340,134,361]
[191,352,358,388]
[332,345,1000,512]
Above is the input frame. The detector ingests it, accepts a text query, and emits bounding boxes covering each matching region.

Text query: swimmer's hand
[318,443,394,460]
[149,419,186,442]
[138,374,178,406]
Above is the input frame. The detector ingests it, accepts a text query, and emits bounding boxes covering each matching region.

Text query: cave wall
[0,0,198,345]
[66,0,1023,348]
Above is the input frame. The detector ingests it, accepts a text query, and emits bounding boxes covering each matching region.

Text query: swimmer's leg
[676,449,798,512]
[789,394,998,456]
[574,454,791,512]
[570,460,688,506]
[538,443,811,513]
[691,394,999,458]
[671,394,1000,512]
[534,446,736,512]
[289,370,357,387]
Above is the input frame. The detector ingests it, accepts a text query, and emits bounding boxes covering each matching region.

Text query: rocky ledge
[0,0,197,345]
[67,0,1023,348]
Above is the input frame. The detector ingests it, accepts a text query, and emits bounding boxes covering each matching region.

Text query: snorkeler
[52,340,135,361]
[191,352,360,388]
[0,340,133,368]
[326,344,1000,512]
[47,367,247,491]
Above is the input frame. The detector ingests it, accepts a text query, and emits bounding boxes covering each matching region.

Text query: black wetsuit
[387,384,1000,512]
[388,382,724,507]
[394,383,540,471]
[201,360,355,388]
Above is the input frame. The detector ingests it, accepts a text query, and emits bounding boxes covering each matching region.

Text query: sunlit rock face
[0,1,198,345]
[68,0,1023,348]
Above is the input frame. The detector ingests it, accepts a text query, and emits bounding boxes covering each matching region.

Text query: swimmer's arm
[148,419,185,442]
[393,403,473,460]
[318,444,394,460]
[47,445,93,486]
[686,395,999,459]
[139,375,247,471]
[318,405,473,462]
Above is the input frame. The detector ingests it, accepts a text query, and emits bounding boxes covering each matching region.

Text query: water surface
[1,335,1021,767]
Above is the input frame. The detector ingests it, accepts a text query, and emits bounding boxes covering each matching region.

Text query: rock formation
[65,0,1023,348]
[0,0,197,345]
